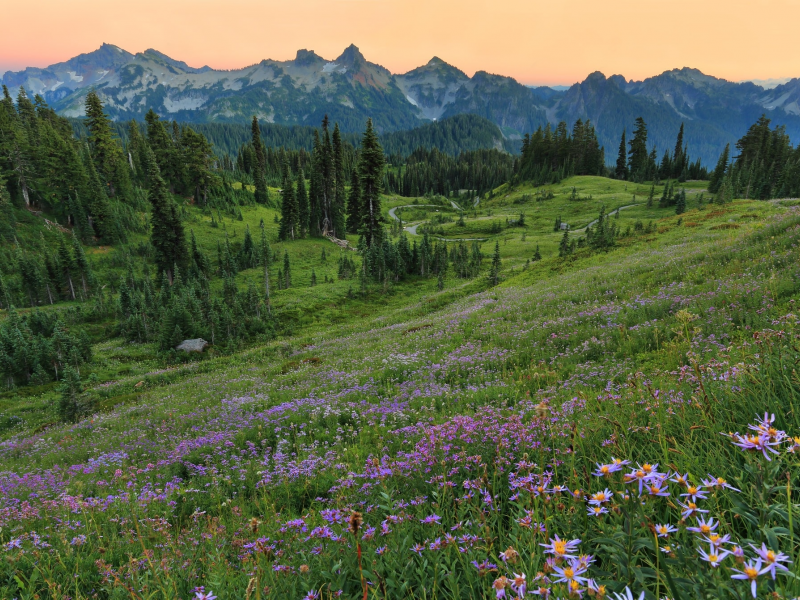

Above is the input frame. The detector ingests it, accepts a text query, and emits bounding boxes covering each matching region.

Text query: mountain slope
[6,46,800,164]
[557,69,800,165]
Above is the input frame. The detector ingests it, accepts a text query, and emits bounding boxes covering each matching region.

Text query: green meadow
[2,170,800,599]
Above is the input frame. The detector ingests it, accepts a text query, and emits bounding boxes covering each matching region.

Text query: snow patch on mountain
[163,96,207,112]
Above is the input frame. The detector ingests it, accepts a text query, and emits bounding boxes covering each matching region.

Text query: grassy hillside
[1,178,800,599]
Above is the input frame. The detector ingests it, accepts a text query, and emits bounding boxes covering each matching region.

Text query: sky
[2,0,800,85]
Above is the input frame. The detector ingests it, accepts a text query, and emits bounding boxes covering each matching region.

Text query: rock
[175,338,209,353]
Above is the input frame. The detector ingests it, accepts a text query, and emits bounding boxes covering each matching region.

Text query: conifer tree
[331,123,346,238]
[308,131,323,237]
[238,224,256,269]
[708,144,730,194]
[145,110,179,192]
[346,167,361,234]
[0,173,16,241]
[57,237,76,300]
[71,235,92,296]
[489,241,502,286]
[658,150,671,181]
[559,229,571,257]
[675,188,686,215]
[615,130,628,180]
[357,119,386,248]
[0,272,9,309]
[126,120,147,184]
[533,245,542,261]
[145,147,186,284]
[251,116,270,204]
[321,116,334,234]
[627,118,648,180]
[84,155,112,242]
[58,365,84,422]
[189,229,211,279]
[181,126,218,205]
[278,162,299,240]
[672,123,686,179]
[296,169,309,237]
[85,91,129,198]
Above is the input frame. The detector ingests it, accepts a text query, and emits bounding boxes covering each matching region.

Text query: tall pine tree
[615,130,628,180]
[296,169,309,237]
[278,160,299,240]
[85,91,129,198]
[251,116,270,205]
[346,167,361,234]
[145,146,186,284]
[331,123,346,238]
[357,119,385,248]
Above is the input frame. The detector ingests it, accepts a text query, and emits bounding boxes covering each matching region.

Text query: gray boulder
[175,338,209,353]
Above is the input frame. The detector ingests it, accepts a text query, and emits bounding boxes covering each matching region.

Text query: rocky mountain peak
[294,49,324,67]
[336,44,366,69]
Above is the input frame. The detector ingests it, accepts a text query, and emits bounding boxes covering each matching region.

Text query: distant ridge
[5,45,800,163]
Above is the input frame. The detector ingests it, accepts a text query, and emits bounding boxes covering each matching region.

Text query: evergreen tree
[189,229,211,279]
[672,123,686,179]
[71,235,92,296]
[251,116,270,204]
[85,91,129,198]
[331,123,346,238]
[559,229,571,257]
[145,110,180,192]
[615,130,628,180]
[357,119,386,248]
[533,245,542,261]
[57,236,76,300]
[180,126,219,205]
[627,118,649,180]
[308,131,323,236]
[346,167,361,234]
[0,173,16,241]
[321,116,334,235]
[278,161,299,240]
[311,269,317,286]
[708,143,730,194]
[145,146,186,284]
[489,240,501,286]
[675,188,686,215]
[126,120,147,184]
[296,169,309,237]
[238,224,257,269]
[58,365,84,422]
[84,155,112,242]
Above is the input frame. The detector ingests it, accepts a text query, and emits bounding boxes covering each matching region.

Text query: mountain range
[5,43,800,164]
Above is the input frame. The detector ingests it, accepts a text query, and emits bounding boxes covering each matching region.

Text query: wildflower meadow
[2,202,800,599]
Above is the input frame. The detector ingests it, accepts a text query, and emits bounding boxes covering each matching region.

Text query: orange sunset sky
[1,0,799,85]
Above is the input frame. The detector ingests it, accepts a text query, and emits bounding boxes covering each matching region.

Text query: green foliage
[145,146,187,283]
[357,118,386,248]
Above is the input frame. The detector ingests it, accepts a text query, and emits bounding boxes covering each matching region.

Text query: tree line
[707,115,800,201]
